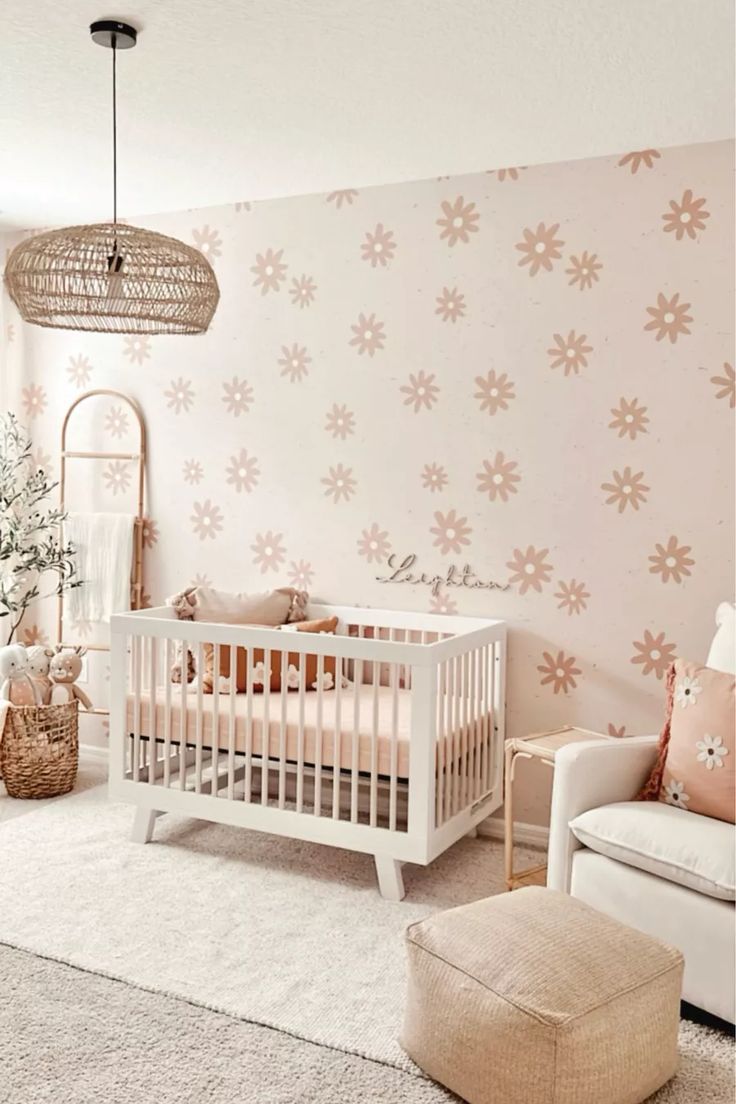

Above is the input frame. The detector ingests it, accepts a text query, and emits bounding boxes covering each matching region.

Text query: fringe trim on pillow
[167,586,197,621]
[638,661,677,801]
[280,588,308,623]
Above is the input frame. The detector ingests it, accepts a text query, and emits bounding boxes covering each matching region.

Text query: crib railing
[110,605,506,866]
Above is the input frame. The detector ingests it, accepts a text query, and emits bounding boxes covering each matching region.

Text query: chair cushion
[570,801,735,901]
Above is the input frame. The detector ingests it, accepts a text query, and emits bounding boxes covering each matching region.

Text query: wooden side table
[504,725,614,890]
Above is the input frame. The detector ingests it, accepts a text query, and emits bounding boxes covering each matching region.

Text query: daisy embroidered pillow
[643,659,735,824]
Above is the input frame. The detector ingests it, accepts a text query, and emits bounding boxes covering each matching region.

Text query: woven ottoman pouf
[401,886,683,1104]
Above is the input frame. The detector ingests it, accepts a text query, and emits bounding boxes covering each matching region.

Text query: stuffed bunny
[26,645,54,705]
[0,643,40,706]
[49,646,93,710]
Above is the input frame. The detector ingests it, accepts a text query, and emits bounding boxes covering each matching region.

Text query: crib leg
[131,806,159,844]
[375,855,405,901]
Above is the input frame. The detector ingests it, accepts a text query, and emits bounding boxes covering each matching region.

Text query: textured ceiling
[1,0,733,229]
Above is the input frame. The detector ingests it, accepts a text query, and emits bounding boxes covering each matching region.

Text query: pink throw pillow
[641,659,735,824]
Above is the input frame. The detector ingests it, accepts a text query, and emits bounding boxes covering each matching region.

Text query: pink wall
[2,139,734,824]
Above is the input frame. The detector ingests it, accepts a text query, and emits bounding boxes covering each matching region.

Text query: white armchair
[547,604,736,1025]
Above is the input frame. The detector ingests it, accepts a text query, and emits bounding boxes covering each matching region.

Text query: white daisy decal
[250,661,270,687]
[675,676,702,709]
[311,671,335,691]
[695,734,728,771]
[663,779,690,810]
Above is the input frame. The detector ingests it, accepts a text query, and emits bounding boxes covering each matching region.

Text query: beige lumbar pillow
[167,585,307,625]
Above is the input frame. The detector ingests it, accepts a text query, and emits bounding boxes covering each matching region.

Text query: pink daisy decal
[631,630,677,680]
[430,592,458,615]
[289,274,317,309]
[349,312,386,357]
[555,579,589,615]
[357,523,391,563]
[191,500,224,541]
[251,248,287,295]
[326,189,359,208]
[278,344,311,382]
[104,405,129,439]
[547,331,592,376]
[192,225,222,260]
[67,355,93,387]
[222,376,254,416]
[21,624,49,647]
[436,196,480,246]
[183,459,203,485]
[226,449,260,493]
[516,223,564,275]
[506,546,553,594]
[476,452,521,502]
[289,560,314,589]
[324,403,355,439]
[400,370,440,413]
[103,460,131,496]
[474,369,515,415]
[421,463,448,493]
[321,464,357,504]
[361,224,396,267]
[430,509,472,556]
[165,378,195,414]
[140,517,159,549]
[435,287,466,323]
[22,384,47,419]
[123,335,151,365]
[251,531,286,573]
[537,651,581,694]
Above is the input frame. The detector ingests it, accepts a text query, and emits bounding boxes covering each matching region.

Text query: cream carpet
[0,782,733,1102]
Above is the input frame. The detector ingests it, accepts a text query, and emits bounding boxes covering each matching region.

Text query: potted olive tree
[0,412,80,644]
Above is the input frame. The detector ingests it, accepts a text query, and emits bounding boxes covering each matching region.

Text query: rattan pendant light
[4,20,219,335]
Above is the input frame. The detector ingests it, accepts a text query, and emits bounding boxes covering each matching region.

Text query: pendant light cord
[112,32,118,235]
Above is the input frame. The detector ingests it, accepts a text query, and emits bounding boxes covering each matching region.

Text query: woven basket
[0,701,79,799]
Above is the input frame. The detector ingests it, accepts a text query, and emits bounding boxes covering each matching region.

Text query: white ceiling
[1,0,733,229]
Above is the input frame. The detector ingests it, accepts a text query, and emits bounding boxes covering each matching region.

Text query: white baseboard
[478,817,549,847]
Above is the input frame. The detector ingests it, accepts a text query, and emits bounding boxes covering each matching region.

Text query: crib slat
[296,652,306,813]
[244,648,253,803]
[478,644,483,799]
[452,655,461,816]
[132,635,141,782]
[148,637,157,786]
[332,654,342,821]
[460,652,469,810]
[369,661,379,827]
[195,642,204,794]
[485,643,494,793]
[278,651,288,809]
[163,639,172,788]
[261,648,271,805]
[389,640,399,833]
[210,645,220,796]
[227,645,237,801]
[351,637,363,824]
[436,656,445,826]
[179,639,188,791]
[314,653,324,817]
[444,658,453,820]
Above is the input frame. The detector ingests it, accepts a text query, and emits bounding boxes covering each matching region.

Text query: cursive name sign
[376,553,510,597]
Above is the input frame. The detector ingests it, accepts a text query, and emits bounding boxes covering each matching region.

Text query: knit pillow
[202,617,340,694]
[640,659,735,824]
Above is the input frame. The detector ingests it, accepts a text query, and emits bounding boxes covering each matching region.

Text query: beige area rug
[0,783,733,1101]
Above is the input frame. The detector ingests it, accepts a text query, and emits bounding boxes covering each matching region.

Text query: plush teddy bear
[49,646,93,710]
[0,643,40,706]
[26,645,54,705]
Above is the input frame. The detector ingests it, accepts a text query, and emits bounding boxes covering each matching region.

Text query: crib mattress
[126,685,491,780]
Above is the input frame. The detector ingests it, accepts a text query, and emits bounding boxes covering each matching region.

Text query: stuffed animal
[49,646,93,710]
[0,643,40,706]
[26,645,54,705]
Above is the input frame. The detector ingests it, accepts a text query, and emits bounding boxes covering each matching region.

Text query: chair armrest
[546,736,659,893]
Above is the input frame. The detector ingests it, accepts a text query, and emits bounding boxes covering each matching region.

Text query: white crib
[109,603,506,899]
